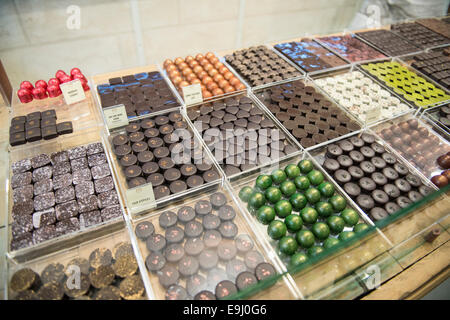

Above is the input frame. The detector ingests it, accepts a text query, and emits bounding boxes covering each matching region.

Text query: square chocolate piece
[79,210,102,228]
[53,173,73,190]
[41,117,56,128]
[34,179,53,196]
[32,208,56,229]
[70,157,88,171]
[94,176,115,194]
[11,221,32,239]
[57,122,73,135]
[11,199,34,217]
[55,200,79,221]
[42,109,56,119]
[13,215,33,233]
[75,181,95,199]
[86,142,104,155]
[34,192,55,211]
[42,126,58,140]
[51,151,69,165]
[11,171,32,189]
[11,116,26,125]
[78,195,99,213]
[10,132,26,146]
[25,119,40,130]
[91,163,111,180]
[10,122,24,133]
[32,165,53,182]
[26,127,42,142]
[100,205,122,222]
[98,190,119,208]
[53,161,71,176]
[12,159,32,174]
[87,153,107,167]
[72,168,92,185]
[56,218,80,236]
[13,185,34,204]
[55,185,75,204]
[31,154,51,169]
[10,233,33,251]
[26,111,41,121]
[33,225,57,244]
[67,145,86,160]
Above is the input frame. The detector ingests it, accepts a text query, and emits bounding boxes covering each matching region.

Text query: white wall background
[0,0,387,88]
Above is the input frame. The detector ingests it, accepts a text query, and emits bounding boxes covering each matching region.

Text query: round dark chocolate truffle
[185,220,204,238]
[215,280,238,299]
[382,167,399,181]
[371,157,386,170]
[177,206,196,223]
[165,226,184,244]
[194,290,216,300]
[360,161,376,175]
[344,182,361,197]
[218,205,236,221]
[203,213,221,230]
[356,194,375,211]
[337,155,353,168]
[334,169,351,184]
[396,196,412,208]
[159,211,178,229]
[210,192,227,208]
[158,265,179,288]
[381,152,397,165]
[370,207,388,221]
[145,252,166,272]
[199,249,219,270]
[165,243,185,263]
[359,177,376,193]
[203,230,222,248]
[360,146,375,159]
[371,189,389,205]
[348,166,364,180]
[323,158,340,173]
[195,200,212,215]
[219,221,238,239]
[244,250,264,271]
[394,178,411,193]
[384,202,400,215]
[165,284,188,300]
[184,237,205,256]
[235,234,254,253]
[146,234,167,252]
[326,144,343,158]
[371,172,388,186]
[394,163,409,176]
[383,184,401,199]
[255,262,276,281]
[217,240,238,261]
[236,271,258,291]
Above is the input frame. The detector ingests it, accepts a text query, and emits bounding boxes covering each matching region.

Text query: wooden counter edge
[362,239,450,300]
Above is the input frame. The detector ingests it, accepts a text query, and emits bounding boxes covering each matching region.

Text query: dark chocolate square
[67,145,86,160]
[75,181,94,199]
[10,122,24,133]
[91,163,111,180]
[42,109,56,119]
[77,195,98,213]
[50,151,69,165]
[12,159,31,174]
[25,119,40,130]
[26,127,42,142]
[26,111,41,121]
[11,171,32,189]
[33,225,57,244]
[98,189,119,208]
[57,122,73,135]
[100,204,122,222]
[11,116,26,125]
[10,132,26,146]
[34,179,53,196]
[32,165,53,182]
[11,199,34,217]
[55,218,80,236]
[86,142,104,155]
[53,161,71,176]
[41,117,56,128]
[94,176,115,194]
[70,157,88,171]
[55,200,79,221]
[72,168,92,185]
[79,210,102,227]
[33,192,55,211]
[53,173,73,190]
[55,185,75,204]
[13,185,34,204]
[87,153,107,167]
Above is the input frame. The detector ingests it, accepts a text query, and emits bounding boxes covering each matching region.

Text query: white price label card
[182,83,203,105]
[126,183,156,214]
[103,104,129,129]
[60,79,86,105]
[366,106,381,124]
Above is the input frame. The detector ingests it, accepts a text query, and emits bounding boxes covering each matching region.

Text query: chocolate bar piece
[10,132,26,146]
[42,126,58,140]
[98,190,119,208]
[100,205,122,222]
[57,122,73,135]
[55,200,79,221]
[79,210,102,228]
[94,176,114,194]
[26,127,42,142]
[78,195,98,213]
[53,173,72,190]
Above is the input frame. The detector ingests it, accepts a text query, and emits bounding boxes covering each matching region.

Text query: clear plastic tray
[371,113,450,185]
[183,91,301,179]
[9,88,101,150]
[7,127,126,260]
[91,64,183,122]
[312,67,413,126]
[251,78,362,151]
[229,151,377,273]
[103,109,223,218]
[359,58,450,111]
[6,226,149,300]
[130,181,298,300]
